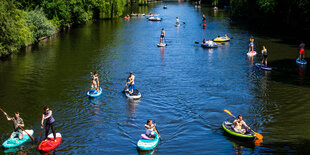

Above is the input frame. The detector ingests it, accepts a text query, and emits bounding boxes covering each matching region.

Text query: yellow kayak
[213,37,231,42]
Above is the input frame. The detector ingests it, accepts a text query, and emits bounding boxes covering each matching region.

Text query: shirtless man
[126,72,135,94]
[233,115,250,134]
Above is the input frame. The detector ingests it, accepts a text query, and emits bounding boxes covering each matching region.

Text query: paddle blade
[224,109,235,118]
[254,131,263,140]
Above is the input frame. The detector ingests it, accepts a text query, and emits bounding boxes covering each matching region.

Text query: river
[0,2,310,154]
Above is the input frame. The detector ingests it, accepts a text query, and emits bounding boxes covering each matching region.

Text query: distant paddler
[298,41,306,61]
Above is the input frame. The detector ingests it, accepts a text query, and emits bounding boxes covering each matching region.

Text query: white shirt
[145,124,155,135]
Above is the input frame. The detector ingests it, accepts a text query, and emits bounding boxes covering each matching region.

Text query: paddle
[195,41,200,44]
[0,108,35,142]
[153,121,161,138]
[224,109,263,140]
[37,126,43,146]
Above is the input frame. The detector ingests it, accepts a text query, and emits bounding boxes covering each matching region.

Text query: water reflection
[126,99,140,120]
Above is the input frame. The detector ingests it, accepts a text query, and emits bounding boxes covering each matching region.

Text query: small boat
[247,51,257,56]
[2,130,34,148]
[213,37,231,42]
[131,13,145,16]
[175,23,180,27]
[137,133,160,150]
[201,43,218,48]
[148,17,162,21]
[38,133,62,151]
[157,43,167,47]
[296,58,307,65]
[163,6,167,9]
[124,88,142,100]
[255,63,272,71]
[222,121,256,140]
[87,87,102,97]
[124,17,130,20]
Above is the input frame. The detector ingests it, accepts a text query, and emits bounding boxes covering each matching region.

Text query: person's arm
[97,78,100,87]
[3,112,12,121]
[232,119,238,124]
[242,121,250,129]
[145,125,152,129]
[18,119,24,127]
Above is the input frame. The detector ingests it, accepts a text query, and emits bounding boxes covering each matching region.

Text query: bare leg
[265,58,268,66]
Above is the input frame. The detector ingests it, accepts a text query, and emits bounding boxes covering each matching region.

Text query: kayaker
[299,41,306,60]
[160,28,165,44]
[176,17,179,25]
[202,38,207,44]
[145,120,160,139]
[126,72,135,94]
[41,106,57,142]
[90,71,100,92]
[233,115,250,134]
[4,112,24,140]
[202,14,206,22]
[261,46,268,66]
[249,36,254,53]
[224,34,228,39]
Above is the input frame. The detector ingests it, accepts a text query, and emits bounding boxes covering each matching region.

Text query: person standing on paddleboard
[160,28,165,44]
[176,17,179,25]
[299,41,306,60]
[249,36,254,53]
[90,71,100,93]
[125,72,135,94]
[261,46,268,66]
[145,120,160,139]
[233,115,250,134]
[4,112,24,140]
[41,106,57,142]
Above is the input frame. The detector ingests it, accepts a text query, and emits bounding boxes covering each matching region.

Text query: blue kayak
[296,58,307,65]
[137,133,160,150]
[87,87,102,97]
[255,63,272,71]
[2,130,34,148]
[201,43,218,48]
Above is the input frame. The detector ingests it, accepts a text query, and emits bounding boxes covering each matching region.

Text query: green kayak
[222,121,256,140]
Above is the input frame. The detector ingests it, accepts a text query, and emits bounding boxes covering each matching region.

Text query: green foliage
[25,9,55,40]
[0,0,33,56]
[257,0,277,14]
[42,0,72,28]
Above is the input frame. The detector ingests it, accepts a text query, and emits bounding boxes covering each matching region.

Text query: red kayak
[38,133,62,151]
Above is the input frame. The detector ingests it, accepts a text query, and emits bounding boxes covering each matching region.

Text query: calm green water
[0,2,310,154]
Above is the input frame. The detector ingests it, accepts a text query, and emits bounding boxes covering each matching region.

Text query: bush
[25,9,56,41]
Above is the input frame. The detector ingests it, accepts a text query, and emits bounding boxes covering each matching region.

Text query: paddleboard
[124,89,142,100]
[255,63,272,71]
[296,58,307,65]
[157,43,167,47]
[38,133,62,151]
[2,130,34,148]
[175,23,180,27]
[137,132,159,150]
[87,87,102,97]
[247,51,257,56]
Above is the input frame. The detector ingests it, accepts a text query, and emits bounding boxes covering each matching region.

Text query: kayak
[255,63,272,71]
[296,58,307,65]
[148,17,162,21]
[38,133,62,151]
[222,121,256,140]
[157,43,167,47]
[175,23,180,27]
[213,37,231,42]
[201,43,218,48]
[137,133,160,150]
[247,51,257,56]
[87,87,102,97]
[2,130,34,148]
[124,89,142,100]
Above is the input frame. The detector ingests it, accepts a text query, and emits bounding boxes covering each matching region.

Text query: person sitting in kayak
[299,41,305,60]
[233,115,250,134]
[261,46,268,66]
[160,28,165,44]
[125,72,135,94]
[41,106,57,142]
[207,39,214,46]
[90,71,100,93]
[4,112,24,140]
[145,120,160,139]
[202,14,206,22]
[224,34,229,39]
[176,17,179,25]
[249,36,254,53]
